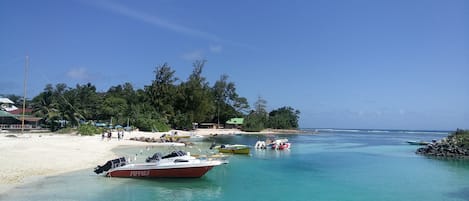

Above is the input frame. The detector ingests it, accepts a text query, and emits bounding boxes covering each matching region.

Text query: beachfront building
[0,97,18,112]
[225,118,244,129]
[197,123,218,129]
[0,97,41,130]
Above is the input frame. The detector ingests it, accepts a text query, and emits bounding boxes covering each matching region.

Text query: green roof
[226,118,244,125]
[0,110,15,117]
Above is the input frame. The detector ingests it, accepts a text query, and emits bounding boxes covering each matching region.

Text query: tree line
[4,60,300,132]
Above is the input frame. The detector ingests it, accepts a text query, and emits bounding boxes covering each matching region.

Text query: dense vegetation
[448,129,469,149]
[3,60,300,132]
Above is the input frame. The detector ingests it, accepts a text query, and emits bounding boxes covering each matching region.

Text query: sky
[1,0,468,130]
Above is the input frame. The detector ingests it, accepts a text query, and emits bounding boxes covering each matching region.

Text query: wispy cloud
[209,45,223,53]
[181,50,204,61]
[66,67,92,81]
[85,0,256,50]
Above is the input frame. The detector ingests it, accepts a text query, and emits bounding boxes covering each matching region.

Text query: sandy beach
[0,128,286,195]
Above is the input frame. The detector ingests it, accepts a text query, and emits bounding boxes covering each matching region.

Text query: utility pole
[21,55,29,134]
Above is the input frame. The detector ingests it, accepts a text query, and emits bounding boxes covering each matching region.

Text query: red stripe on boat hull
[107,166,214,178]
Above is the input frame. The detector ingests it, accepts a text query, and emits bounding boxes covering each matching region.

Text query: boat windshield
[162,150,186,159]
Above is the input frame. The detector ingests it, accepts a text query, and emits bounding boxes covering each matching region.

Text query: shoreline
[0,132,152,195]
[0,128,302,195]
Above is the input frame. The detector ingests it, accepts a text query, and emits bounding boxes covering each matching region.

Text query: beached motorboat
[94,150,224,178]
[210,144,250,154]
[406,140,430,146]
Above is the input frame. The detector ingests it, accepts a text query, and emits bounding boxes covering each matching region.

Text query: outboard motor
[209,142,216,149]
[94,157,127,174]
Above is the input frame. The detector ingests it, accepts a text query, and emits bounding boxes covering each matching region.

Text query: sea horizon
[302,127,452,134]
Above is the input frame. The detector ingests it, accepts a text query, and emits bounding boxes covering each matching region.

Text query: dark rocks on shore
[416,138,469,159]
[128,136,194,146]
[129,137,163,143]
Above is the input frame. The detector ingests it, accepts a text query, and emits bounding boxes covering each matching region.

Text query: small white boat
[255,138,291,150]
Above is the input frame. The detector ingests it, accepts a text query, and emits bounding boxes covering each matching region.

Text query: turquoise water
[2,130,469,201]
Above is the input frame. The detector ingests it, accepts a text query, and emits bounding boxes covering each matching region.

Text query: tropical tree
[101,96,127,126]
[212,74,249,125]
[268,106,300,129]
[31,84,59,128]
[175,60,214,126]
[27,60,300,131]
[146,63,178,122]
[242,96,268,132]
[60,87,84,127]
[74,83,101,120]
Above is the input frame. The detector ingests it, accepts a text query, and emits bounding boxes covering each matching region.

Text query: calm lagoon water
[2,130,469,201]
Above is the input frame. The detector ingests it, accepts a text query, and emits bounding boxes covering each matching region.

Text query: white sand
[0,128,264,194]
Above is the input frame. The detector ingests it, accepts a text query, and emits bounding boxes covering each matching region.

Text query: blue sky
[1,0,468,130]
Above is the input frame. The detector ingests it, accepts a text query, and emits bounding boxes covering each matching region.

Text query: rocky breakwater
[416,129,469,159]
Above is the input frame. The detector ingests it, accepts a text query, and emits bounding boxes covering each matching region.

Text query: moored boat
[94,150,224,178]
[407,140,430,146]
[211,144,250,154]
[255,138,291,150]
[271,141,291,150]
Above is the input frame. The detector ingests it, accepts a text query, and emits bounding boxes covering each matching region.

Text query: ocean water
[2,130,469,201]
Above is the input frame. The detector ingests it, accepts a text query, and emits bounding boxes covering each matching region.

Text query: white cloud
[66,67,92,81]
[209,45,223,53]
[90,1,220,41]
[181,50,204,61]
[85,0,255,50]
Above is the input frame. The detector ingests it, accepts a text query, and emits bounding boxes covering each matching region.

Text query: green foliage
[242,96,269,132]
[146,63,178,121]
[176,60,214,124]
[135,117,170,132]
[268,106,300,129]
[101,96,127,125]
[77,124,103,136]
[212,74,249,124]
[449,129,469,148]
[242,113,265,132]
[172,112,193,130]
[28,60,299,132]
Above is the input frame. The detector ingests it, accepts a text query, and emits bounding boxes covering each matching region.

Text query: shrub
[135,117,170,132]
[77,124,103,136]
[450,129,469,149]
[242,114,265,132]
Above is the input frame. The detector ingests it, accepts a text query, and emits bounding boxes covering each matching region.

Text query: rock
[416,140,469,159]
